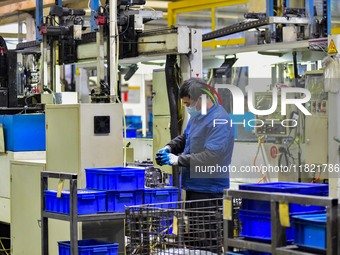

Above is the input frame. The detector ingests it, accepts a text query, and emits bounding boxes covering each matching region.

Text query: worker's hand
[155,146,171,166]
[167,153,179,165]
[157,146,170,155]
[157,153,178,166]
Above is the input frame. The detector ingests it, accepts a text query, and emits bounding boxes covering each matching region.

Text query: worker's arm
[166,133,186,155]
[178,118,233,167]
[178,149,219,166]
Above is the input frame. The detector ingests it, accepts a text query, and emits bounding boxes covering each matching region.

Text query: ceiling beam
[0,12,32,25]
[1,32,26,38]
[0,0,25,7]
[0,0,55,16]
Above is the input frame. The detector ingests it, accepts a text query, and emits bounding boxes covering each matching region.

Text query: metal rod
[271,200,286,252]
[227,189,337,206]
[41,175,49,255]
[35,0,43,41]
[70,178,78,255]
[109,0,117,99]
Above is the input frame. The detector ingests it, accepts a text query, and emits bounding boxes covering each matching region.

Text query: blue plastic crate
[0,114,45,151]
[85,167,145,191]
[44,189,106,215]
[58,240,118,255]
[239,209,325,242]
[292,213,326,251]
[107,190,143,212]
[144,187,179,208]
[125,115,142,126]
[126,128,137,138]
[239,182,328,213]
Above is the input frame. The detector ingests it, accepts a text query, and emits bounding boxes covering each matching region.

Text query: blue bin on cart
[238,182,328,241]
[292,213,327,251]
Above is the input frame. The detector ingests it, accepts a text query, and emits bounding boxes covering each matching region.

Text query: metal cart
[125,198,224,255]
[223,189,339,255]
[41,171,125,255]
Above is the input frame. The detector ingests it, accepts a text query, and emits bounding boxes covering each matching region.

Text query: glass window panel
[331,0,340,29]
[177,9,212,33]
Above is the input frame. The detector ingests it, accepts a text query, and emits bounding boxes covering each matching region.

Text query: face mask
[187,101,200,117]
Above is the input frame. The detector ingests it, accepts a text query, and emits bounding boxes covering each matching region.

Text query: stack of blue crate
[238,182,328,242]
[85,167,145,212]
[47,167,180,255]
[44,189,107,215]
[45,167,179,215]
[144,187,179,208]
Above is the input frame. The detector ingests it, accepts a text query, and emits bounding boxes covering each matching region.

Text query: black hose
[0,36,8,88]
[165,54,180,188]
[165,54,179,139]
[292,51,299,87]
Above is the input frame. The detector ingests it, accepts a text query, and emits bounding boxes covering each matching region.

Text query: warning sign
[328,39,338,54]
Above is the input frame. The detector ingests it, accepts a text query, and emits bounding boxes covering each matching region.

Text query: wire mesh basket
[125,198,223,255]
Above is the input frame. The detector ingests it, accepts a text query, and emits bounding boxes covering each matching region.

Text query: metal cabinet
[45,103,124,187]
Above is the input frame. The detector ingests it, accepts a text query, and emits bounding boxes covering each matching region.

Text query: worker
[156,77,234,252]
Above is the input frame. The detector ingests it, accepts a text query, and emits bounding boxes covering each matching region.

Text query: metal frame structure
[41,172,125,255]
[224,189,339,255]
[167,0,248,49]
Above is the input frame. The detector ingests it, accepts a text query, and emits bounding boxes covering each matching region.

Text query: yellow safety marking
[172,216,178,235]
[328,39,338,54]
[223,199,232,220]
[57,179,64,198]
[279,202,290,227]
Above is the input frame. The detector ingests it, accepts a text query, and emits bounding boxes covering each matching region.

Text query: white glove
[168,153,179,166]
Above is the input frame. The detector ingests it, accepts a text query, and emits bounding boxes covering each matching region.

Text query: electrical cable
[0,237,10,255]
[253,135,266,183]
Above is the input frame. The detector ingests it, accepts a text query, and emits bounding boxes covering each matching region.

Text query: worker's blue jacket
[167,103,234,193]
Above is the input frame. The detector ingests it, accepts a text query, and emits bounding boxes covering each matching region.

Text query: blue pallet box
[239,209,298,242]
[58,240,118,255]
[107,190,143,212]
[144,187,179,208]
[85,167,145,191]
[239,182,328,213]
[292,213,326,251]
[0,114,45,151]
[44,189,107,215]
[238,182,328,241]
[239,209,326,242]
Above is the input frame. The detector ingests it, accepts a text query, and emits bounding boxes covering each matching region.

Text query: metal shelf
[276,245,326,255]
[42,211,125,221]
[223,189,339,255]
[41,171,125,255]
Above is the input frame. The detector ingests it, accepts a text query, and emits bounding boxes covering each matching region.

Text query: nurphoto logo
[200,84,311,128]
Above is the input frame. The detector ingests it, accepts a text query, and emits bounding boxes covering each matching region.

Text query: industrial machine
[203,0,329,44]
[6,1,203,255]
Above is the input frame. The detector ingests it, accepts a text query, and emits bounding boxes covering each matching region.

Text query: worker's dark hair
[179,78,210,101]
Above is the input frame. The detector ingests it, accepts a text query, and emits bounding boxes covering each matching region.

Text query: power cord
[0,237,10,255]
